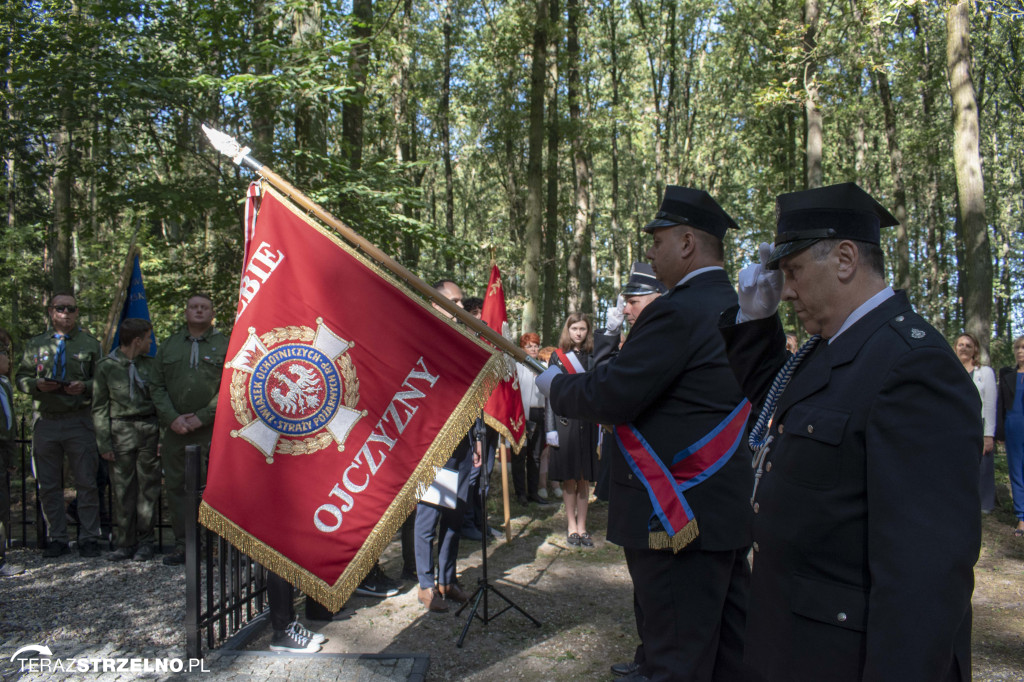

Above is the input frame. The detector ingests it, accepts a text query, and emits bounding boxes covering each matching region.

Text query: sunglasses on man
[51,305,78,313]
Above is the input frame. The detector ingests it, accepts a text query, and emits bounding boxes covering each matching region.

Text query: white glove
[605,296,625,334]
[535,365,563,397]
[736,242,783,323]
[546,431,559,447]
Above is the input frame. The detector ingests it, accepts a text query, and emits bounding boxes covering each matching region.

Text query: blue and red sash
[615,399,751,552]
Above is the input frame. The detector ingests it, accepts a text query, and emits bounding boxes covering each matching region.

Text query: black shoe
[579,532,594,547]
[528,494,555,507]
[516,495,529,505]
[162,551,186,566]
[133,544,155,561]
[400,568,417,582]
[611,661,640,676]
[79,540,101,558]
[354,564,400,598]
[461,525,483,541]
[567,533,581,546]
[43,541,69,558]
[107,547,135,561]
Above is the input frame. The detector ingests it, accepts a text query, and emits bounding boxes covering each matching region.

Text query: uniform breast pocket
[777,404,849,490]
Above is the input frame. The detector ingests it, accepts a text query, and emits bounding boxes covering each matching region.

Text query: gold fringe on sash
[647,519,700,554]
[198,184,507,611]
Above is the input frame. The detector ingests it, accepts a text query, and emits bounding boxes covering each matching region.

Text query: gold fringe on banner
[200,185,506,610]
[647,520,700,554]
[483,412,527,455]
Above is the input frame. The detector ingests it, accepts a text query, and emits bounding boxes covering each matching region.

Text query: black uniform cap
[767,182,899,269]
[620,262,667,297]
[643,186,739,239]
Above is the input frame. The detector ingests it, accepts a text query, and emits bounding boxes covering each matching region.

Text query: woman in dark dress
[545,313,599,547]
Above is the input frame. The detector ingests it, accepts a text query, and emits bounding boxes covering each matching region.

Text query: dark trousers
[623,546,753,682]
[511,408,543,499]
[267,571,294,631]
[416,449,473,588]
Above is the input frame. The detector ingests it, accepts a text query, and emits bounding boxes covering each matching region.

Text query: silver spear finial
[202,124,252,166]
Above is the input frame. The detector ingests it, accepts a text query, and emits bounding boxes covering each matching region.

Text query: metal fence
[3,421,270,659]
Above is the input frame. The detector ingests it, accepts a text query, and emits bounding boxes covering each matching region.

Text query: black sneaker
[354,564,400,598]
[79,540,101,558]
[43,541,69,558]
[162,551,185,566]
[288,619,326,645]
[269,627,321,653]
[0,561,26,577]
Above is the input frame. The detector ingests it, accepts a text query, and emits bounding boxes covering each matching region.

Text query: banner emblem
[227,318,365,463]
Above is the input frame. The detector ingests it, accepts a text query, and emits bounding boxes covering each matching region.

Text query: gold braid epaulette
[648,520,699,553]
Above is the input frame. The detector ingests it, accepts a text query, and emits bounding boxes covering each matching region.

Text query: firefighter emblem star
[227,318,365,463]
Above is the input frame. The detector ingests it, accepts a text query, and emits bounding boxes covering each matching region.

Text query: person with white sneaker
[267,572,326,653]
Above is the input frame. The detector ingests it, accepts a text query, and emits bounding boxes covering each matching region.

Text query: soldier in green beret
[15,293,103,558]
[93,318,161,562]
[150,293,227,565]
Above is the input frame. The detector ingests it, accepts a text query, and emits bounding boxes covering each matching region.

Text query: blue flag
[112,254,157,356]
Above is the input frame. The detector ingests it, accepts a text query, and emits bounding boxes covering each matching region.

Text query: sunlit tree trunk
[803,0,822,189]
[523,0,547,334]
[342,0,371,170]
[542,0,560,339]
[947,0,992,360]
[566,0,592,313]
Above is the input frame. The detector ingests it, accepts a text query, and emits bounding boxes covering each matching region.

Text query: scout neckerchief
[615,399,751,552]
[0,377,11,430]
[747,334,822,505]
[109,348,147,402]
[52,333,67,381]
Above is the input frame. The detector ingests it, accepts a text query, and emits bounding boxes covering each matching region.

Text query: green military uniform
[150,325,227,551]
[1,374,16,568]
[93,348,160,552]
[15,327,102,544]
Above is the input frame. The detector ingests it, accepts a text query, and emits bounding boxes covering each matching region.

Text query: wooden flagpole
[499,439,512,540]
[202,125,546,375]
[101,225,141,354]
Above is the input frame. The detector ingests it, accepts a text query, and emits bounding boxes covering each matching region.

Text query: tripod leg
[456,586,486,648]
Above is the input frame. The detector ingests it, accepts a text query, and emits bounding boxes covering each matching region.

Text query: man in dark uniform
[719,182,980,682]
[538,187,755,682]
[16,293,103,558]
[151,293,228,565]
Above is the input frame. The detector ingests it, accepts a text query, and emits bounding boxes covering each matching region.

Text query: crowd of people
[1,180,1023,679]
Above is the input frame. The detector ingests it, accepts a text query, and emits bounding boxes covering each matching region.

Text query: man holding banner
[538,187,755,682]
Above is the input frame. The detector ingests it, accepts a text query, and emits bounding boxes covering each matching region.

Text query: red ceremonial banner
[201,185,502,609]
[480,265,527,453]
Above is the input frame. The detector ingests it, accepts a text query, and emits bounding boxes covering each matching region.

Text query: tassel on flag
[201,185,503,610]
[480,265,527,453]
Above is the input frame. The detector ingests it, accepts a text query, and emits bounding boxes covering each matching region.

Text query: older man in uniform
[538,187,755,682]
[93,318,161,561]
[151,293,228,565]
[16,293,103,558]
[719,182,980,682]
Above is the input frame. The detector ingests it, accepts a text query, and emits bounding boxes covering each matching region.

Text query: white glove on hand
[605,295,625,334]
[546,431,559,447]
[535,365,563,398]
[736,242,783,323]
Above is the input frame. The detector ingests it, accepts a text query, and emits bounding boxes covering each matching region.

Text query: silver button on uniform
[753,502,760,514]
[807,424,814,434]
[837,612,847,623]
[778,424,784,434]
[765,461,772,472]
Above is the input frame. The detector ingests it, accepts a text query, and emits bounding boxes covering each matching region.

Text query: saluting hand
[605,296,625,334]
[737,242,783,322]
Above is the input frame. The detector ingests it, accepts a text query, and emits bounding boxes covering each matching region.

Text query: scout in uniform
[150,293,227,565]
[92,318,161,561]
[1,331,25,576]
[15,293,103,558]
[720,182,980,682]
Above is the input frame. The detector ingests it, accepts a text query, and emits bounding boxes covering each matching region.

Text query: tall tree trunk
[392,0,419,269]
[566,0,592,313]
[542,0,560,340]
[606,3,623,293]
[523,0,547,334]
[294,1,326,184]
[946,0,992,360]
[342,0,372,170]
[440,0,455,273]
[51,86,74,294]
[803,0,822,189]
[250,0,276,161]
